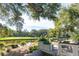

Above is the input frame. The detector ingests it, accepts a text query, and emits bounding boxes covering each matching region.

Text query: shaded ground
[24,50,44,56]
[5,50,52,56]
[0,42,38,56]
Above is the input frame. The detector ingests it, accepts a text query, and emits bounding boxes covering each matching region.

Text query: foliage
[46,28,59,39]
[39,37,50,44]
[0,4,26,31]
[12,29,48,37]
[0,3,61,38]
[0,24,14,37]
[70,33,79,41]
[27,3,61,20]
[42,4,79,42]
[65,4,79,41]
[39,37,47,41]
[46,4,79,41]
[1,3,79,42]
[0,3,61,32]
[29,46,38,53]
[20,41,26,45]
[0,43,4,48]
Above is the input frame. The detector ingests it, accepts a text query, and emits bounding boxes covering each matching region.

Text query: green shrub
[20,41,26,46]
[21,42,26,46]
[39,38,46,41]
[39,38,50,44]
[43,41,50,44]
[0,43,4,48]
[29,46,38,53]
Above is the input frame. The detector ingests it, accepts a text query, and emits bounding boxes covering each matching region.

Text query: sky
[21,14,55,31]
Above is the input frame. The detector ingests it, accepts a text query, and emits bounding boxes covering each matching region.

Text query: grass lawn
[0,37,39,41]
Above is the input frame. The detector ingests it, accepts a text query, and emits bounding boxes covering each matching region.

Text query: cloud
[22,14,55,31]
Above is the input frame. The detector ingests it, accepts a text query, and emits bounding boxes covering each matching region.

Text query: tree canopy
[1,3,79,41]
[51,3,79,41]
[0,3,61,31]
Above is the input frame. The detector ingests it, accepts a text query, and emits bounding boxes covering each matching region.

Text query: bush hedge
[39,38,50,44]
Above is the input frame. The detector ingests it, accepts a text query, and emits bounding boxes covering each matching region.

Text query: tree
[38,29,48,37]
[50,3,79,41]
[27,3,61,20]
[0,3,61,31]
[67,4,79,41]
[29,29,38,37]
[0,24,14,37]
